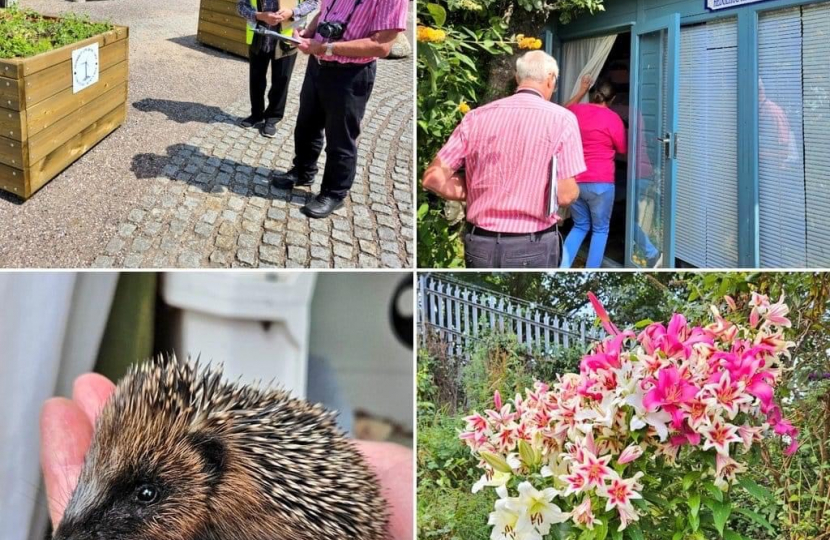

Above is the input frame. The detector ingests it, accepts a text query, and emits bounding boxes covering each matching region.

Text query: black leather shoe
[271,169,314,189]
[260,120,278,138]
[301,194,344,219]
[239,115,263,128]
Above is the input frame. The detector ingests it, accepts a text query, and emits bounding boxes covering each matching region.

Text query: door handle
[657,133,676,160]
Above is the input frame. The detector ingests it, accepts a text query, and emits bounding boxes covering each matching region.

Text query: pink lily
[588,292,621,335]
[572,497,600,530]
[700,416,742,456]
[642,366,699,428]
[573,449,615,489]
[464,412,489,433]
[618,444,644,465]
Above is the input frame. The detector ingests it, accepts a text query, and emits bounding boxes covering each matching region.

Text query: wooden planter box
[197,0,249,58]
[0,24,129,199]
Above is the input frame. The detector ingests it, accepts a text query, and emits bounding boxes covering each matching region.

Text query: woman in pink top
[560,77,627,268]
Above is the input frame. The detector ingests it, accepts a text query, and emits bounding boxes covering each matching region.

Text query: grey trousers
[463,226,561,268]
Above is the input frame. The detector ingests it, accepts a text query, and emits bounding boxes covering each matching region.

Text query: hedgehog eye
[135,484,159,505]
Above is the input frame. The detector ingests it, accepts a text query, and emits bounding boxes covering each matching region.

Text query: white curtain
[560,34,618,104]
[0,273,119,540]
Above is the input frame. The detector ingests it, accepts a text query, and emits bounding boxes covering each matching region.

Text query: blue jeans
[560,182,615,268]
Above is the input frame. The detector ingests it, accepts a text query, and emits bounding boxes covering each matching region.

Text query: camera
[317,21,347,41]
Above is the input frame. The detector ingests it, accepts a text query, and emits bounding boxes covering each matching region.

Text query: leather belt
[466,223,557,238]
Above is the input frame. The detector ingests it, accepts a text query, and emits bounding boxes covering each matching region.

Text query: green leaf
[682,471,702,490]
[625,525,644,540]
[688,492,700,518]
[737,477,773,502]
[735,508,775,533]
[711,500,731,536]
[426,3,446,26]
[724,531,746,540]
[703,481,724,502]
[595,520,609,540]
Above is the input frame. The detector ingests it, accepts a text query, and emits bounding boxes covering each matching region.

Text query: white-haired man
[423,50,585,268]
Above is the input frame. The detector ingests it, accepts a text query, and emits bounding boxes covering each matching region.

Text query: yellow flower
[516,33,525,41]
[417,25,446,43]
[517,36,543,50]
[458,102,471,114]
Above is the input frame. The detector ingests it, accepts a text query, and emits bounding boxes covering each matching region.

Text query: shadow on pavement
[130,143,312,207]
[133,98,241,125]
[167,35,247,62]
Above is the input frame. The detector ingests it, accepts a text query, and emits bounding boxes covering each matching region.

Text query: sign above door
[706,0,771,10]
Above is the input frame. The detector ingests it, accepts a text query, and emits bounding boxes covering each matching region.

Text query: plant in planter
[0,8,128,199]
[460,292,798,539]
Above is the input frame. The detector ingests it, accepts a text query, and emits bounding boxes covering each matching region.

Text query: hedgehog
[52,355,389,540]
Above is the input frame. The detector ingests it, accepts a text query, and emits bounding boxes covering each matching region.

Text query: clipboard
[546,155,558,216]
[253,27,303,44]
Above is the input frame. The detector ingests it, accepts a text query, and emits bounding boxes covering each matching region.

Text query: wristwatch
[325,43,335,57]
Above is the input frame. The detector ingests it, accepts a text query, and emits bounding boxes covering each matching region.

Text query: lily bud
[480,451,513,474]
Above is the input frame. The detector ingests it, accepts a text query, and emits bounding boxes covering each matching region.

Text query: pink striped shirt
[437,88,587,233]
[314,0,408,64]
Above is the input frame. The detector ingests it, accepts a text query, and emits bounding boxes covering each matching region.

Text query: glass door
[626,14,680,268]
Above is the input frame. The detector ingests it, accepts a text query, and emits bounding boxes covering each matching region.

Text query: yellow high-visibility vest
[246,0,295,45]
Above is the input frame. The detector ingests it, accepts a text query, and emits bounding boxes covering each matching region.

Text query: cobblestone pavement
[91,55,413,269]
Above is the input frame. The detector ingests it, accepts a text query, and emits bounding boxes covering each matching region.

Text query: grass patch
[0,7,112,59]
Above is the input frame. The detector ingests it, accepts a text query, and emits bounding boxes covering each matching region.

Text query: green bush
[0,8,112,59]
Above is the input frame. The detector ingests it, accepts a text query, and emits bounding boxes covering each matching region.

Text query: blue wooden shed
[545,0,830,268]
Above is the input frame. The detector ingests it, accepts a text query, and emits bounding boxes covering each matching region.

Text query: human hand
[278,8,293,21]
[257,11,283,26]
[580,74,593,91]
[41,374,414,540]
[297,38,325,56]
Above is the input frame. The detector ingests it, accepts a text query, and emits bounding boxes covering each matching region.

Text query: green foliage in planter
[0,7,112,59]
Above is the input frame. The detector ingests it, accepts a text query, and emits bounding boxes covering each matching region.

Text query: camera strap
[323,0,365,25]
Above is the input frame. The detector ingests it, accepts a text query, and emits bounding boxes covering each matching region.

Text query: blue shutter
[675,20,739,268]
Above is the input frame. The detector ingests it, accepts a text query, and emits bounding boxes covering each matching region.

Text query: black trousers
[249,48,298,122]
[463,227,561,268]
[292,58,376,199]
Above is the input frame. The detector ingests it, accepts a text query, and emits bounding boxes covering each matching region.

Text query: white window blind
[759,3,830,267]
[803,3,830,266]
[675,20,739,268]
[758,8,807,267]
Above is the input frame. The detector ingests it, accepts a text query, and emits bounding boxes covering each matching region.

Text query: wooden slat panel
[23,38,129,110]
[26,60,128,136]
[0,161,26,198]
[0,59,22,80]
[0,132,25,169]
[201,0,240,16]
[200,9,248,30]
[199,19,247,42]
[0,107,26,141]
[26,103,126,197]
[0,76,23,111]
[27,82,127,164]
[18,26,128,77]
[197,30,249,58]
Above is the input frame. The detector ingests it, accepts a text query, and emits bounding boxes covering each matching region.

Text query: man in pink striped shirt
[271,0,409,218]
[423,50,585,268]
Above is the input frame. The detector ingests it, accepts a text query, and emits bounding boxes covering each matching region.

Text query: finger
[72,373,116,427]
[354,441,414,540]
[41,398,95,527]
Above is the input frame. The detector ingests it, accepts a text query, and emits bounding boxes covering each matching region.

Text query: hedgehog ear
[188,432,226,487]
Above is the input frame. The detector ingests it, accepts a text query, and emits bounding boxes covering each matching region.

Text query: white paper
[72,42,99,94]
[547,155,559,216]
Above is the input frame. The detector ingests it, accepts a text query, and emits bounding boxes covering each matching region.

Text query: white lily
[512,481,569,535]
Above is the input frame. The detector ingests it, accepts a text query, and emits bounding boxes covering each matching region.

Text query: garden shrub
[0,7,112,59]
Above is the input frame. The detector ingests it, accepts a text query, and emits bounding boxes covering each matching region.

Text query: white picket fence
[418,274,604,359]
